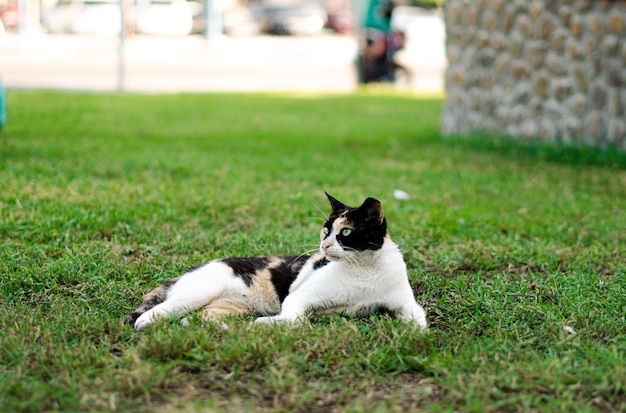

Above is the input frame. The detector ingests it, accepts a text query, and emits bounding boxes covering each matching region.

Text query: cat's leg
[395,301,428,330]
[127,277,180,326]
[200,298,249,321]
[134,300,184,331]
[196,298,250,330]
[254,293,310,324]
[134,262,232,330]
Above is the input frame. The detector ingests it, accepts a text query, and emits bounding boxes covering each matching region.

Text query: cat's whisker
[336,251,357,266]
[299,245,321,254]
[348,256,360,266]
[314,205,327,221]
[306,215,327,225]
[289,249,319,263]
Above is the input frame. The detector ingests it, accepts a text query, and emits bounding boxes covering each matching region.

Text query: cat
[128,193,427,330]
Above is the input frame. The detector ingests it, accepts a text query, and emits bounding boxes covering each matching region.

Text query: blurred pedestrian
[357,0,406,84]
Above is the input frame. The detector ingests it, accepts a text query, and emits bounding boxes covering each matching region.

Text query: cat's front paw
[255,315,298,325]
[412,319,428,332]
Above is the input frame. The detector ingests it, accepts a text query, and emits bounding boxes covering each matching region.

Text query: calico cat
[128,193,427,330]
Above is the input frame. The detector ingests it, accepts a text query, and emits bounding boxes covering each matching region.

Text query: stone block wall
[441,0,626,149]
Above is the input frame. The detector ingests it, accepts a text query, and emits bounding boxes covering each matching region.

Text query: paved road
[0,33,445,93]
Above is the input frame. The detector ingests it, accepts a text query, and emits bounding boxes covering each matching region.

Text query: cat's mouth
[322,251,342,261]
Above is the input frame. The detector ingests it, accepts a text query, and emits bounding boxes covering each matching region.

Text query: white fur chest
[287,241,411,317]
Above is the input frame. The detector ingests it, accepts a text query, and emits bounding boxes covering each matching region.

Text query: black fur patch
[221,256,310,300]
[269,255,311,302]
[313,257,330,270]
[221,256,272,286]
[372,305,397,317]
[126,312,142,325]
[336,215,386,251]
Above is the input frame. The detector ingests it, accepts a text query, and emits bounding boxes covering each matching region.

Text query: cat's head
[320,192,388,261]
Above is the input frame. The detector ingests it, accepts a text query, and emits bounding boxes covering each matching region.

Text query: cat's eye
[340,228,352,237]
[322,227,330,235]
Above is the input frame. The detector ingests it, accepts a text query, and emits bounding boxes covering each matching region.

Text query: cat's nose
[322,241,334,251]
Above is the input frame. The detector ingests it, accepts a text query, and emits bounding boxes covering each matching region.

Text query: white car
[43,0,121,35]
[135,0,192,36]
[43,0,192,36]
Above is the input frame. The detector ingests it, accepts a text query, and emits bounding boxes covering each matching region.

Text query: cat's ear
[325,192,349,214]
[357,197,385,224]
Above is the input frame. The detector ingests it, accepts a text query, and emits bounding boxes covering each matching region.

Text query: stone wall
[441,0,626,149]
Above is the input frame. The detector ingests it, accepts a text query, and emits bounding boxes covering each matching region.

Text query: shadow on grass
[444,134,626,170]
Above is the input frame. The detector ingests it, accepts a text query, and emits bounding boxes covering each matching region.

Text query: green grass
[1,90,625,412]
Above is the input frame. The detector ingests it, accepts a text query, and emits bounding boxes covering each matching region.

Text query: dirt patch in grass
[148,372,445,413]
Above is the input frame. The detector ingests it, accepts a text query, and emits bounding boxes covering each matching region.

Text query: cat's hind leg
[196,298,250,330]
[200,298,249,321]
[133,261,234,331]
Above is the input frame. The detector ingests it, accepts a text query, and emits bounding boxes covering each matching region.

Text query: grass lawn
[1,90,625,412]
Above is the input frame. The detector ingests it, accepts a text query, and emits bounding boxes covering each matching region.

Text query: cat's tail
[126,277,180,327]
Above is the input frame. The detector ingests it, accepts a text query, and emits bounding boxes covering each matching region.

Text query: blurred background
[0,0,446,93]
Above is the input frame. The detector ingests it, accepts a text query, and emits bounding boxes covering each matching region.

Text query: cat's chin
[321,251,343,262]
